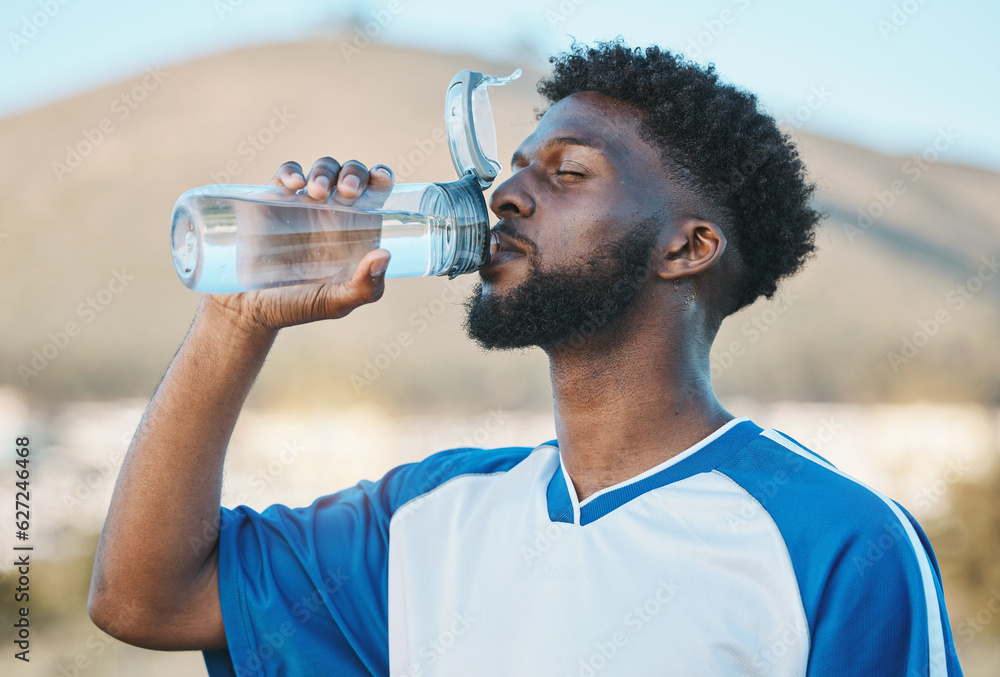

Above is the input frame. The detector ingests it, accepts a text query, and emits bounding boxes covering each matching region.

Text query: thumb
[317,249,391,318]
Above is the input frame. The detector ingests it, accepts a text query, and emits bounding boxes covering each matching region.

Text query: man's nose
[489,173,536,219]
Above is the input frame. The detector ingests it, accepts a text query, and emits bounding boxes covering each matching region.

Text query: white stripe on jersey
[761,428,947,676]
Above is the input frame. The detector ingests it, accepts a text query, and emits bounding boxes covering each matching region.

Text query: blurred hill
[1,40,998,411]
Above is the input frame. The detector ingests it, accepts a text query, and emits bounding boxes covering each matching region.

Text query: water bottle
[170,68,521,294]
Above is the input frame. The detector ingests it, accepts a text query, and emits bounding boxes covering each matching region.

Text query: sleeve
[803,502,964,677]
[202,447,482,677]
[718,437,964,677]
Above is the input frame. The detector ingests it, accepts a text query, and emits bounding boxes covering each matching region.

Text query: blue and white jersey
[204,417,963,676]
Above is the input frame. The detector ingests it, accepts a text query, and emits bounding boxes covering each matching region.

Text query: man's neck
[547,332,731,503]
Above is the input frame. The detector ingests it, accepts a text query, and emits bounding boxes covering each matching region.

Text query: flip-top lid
[445,68,521,189]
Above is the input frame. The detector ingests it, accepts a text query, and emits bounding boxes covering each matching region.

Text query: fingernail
[343,175,361,193]
[371,257,389,277]
[374,167,393,180]
[315,175,330,191]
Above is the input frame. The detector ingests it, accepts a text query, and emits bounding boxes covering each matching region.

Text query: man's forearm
[88,158,390,649]
[89,300,276,633]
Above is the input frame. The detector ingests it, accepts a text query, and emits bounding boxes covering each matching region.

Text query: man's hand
[204,156,396,336]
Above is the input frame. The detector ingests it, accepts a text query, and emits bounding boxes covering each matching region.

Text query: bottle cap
[445,68,521,189]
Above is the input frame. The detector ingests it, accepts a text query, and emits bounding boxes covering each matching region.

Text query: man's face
[464,92,673,351]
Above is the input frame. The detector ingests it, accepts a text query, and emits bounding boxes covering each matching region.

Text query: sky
[2,0,999,172]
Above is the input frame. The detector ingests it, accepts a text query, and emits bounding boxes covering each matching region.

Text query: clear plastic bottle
[170,174,491,294]
[170,67,520,294]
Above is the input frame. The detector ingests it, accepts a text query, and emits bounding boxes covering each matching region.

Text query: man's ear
[655,218,727,280]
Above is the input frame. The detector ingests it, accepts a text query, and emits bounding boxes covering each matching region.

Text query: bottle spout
[434,174,493,279]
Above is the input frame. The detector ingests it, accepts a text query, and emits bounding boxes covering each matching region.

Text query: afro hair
[537,39,822,315]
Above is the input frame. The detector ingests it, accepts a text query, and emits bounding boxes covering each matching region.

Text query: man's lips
[483,249,526,270]
[492,229,529,257]
[481,227,529,273]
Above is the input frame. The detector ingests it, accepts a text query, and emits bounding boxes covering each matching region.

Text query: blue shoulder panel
[204,445,534,677]
[717,434,962,676]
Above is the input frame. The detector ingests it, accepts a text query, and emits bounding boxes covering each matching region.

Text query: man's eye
[555,170,585,178]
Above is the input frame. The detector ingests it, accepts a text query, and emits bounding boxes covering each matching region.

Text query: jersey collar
[544,417,763,526]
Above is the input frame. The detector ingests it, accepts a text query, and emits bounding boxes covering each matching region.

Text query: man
[89,41,963,676]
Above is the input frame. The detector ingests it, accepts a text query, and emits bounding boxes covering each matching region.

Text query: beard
[464,219,659,352]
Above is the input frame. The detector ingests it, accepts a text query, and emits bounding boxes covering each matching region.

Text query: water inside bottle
[181,196,455,293]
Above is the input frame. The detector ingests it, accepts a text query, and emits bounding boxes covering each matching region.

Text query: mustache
[491,219,537,255]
